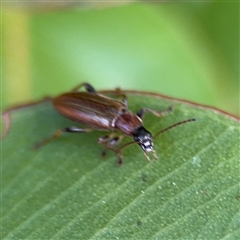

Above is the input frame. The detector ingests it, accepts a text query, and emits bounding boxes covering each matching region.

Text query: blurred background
[2,1,239,116]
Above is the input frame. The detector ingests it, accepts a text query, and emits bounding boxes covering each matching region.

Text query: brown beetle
[36,83,195,165]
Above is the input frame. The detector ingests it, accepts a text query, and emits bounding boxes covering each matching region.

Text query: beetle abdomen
[53,92,126,130]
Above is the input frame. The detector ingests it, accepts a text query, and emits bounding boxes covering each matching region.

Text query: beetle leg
[98,134,114,157]
[98,134,124,158]
[114,87,128,106]
[117,155,123,166]
[98,134,110,156]
[71,83,96,93]
[137,105,173,119]
[98,133,115,143]
[61,126,93,133]
[34,127,92,149]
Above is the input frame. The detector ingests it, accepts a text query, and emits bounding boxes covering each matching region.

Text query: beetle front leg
[98,134,124,159]
[34,127,92,149]
[137,105,173,119]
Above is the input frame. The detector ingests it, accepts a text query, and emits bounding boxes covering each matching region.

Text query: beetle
[36,83,196,165]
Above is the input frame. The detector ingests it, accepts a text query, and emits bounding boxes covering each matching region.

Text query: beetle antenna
[116,140,136,153]
[153,118,196,139]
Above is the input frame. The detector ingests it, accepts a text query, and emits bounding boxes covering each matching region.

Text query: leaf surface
[2,92,239,239]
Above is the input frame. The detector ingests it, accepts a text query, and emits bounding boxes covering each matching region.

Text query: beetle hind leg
[34,126,92,149]
[71,83,96,93]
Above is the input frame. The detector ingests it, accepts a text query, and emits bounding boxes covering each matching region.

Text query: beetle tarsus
[35,127,92,149]
[101,149,106,158]
[33,130,62,149]
[117,156,123,166]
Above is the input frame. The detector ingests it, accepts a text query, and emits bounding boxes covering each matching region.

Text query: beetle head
[132,127,157,161]
[121,118,196,163]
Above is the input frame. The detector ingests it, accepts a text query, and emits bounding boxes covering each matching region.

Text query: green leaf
[2,92,239,239]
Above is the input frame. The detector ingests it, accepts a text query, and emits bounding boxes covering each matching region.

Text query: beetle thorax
[115,111,143,136]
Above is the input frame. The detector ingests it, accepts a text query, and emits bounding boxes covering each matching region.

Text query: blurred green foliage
[2,2,239,116]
